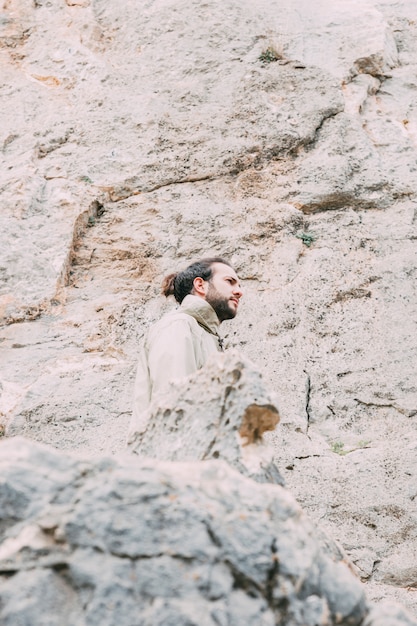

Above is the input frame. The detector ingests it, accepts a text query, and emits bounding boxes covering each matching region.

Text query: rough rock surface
[1,0,417,617]
[0,436,414,626]
[128,350,282,485]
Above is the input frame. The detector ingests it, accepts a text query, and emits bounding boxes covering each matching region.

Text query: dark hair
[161,257,233,304]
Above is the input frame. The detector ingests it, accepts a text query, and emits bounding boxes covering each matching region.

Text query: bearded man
[130,257,243,436]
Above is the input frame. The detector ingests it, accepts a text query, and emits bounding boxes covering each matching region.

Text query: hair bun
[161,272,177,297]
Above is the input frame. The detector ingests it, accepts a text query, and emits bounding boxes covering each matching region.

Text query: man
[130,257,243,436]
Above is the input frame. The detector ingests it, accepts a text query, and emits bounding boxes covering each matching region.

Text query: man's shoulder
[148,308,198,336]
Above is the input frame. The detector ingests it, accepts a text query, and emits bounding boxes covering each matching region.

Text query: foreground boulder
[128,351,283,485]
[0,439,416,626]
[0,438,378,625]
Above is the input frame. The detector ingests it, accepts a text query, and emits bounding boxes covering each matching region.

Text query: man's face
[205,263,243,322]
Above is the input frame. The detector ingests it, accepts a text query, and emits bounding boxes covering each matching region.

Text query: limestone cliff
[1,0,417,616]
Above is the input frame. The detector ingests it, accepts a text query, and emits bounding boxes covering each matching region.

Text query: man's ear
[193,276,207,297]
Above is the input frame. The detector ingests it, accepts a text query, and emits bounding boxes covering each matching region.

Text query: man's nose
[234,285,243,298]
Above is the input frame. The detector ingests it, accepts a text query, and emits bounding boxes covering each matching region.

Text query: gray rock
[0,437,373,626]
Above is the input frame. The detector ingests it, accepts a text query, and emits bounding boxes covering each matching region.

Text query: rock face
[128,350,283,485]
[0,436,410,626]
[2,0,417,617]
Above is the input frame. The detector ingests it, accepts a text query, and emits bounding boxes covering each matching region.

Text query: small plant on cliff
[296,231,316,247]
[331,440,371,455]
[258,46,283,64]
[330,441,346,455]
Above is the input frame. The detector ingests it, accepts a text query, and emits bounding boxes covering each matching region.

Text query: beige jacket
[130,294,222,436]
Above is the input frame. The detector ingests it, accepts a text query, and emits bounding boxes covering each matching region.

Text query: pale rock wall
[1,0,417,616]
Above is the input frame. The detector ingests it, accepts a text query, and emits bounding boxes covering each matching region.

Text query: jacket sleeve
[147,318,198,398]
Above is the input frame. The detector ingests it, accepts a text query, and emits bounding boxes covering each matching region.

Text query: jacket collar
[180,294,220,336]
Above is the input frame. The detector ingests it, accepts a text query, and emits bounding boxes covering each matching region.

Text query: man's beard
[206,284,237,322]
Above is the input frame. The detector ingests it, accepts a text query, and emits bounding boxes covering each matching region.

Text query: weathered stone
[276,0,399,79]
[128,350,283,485]
[365,603,417,626]
[0,437,373,625]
